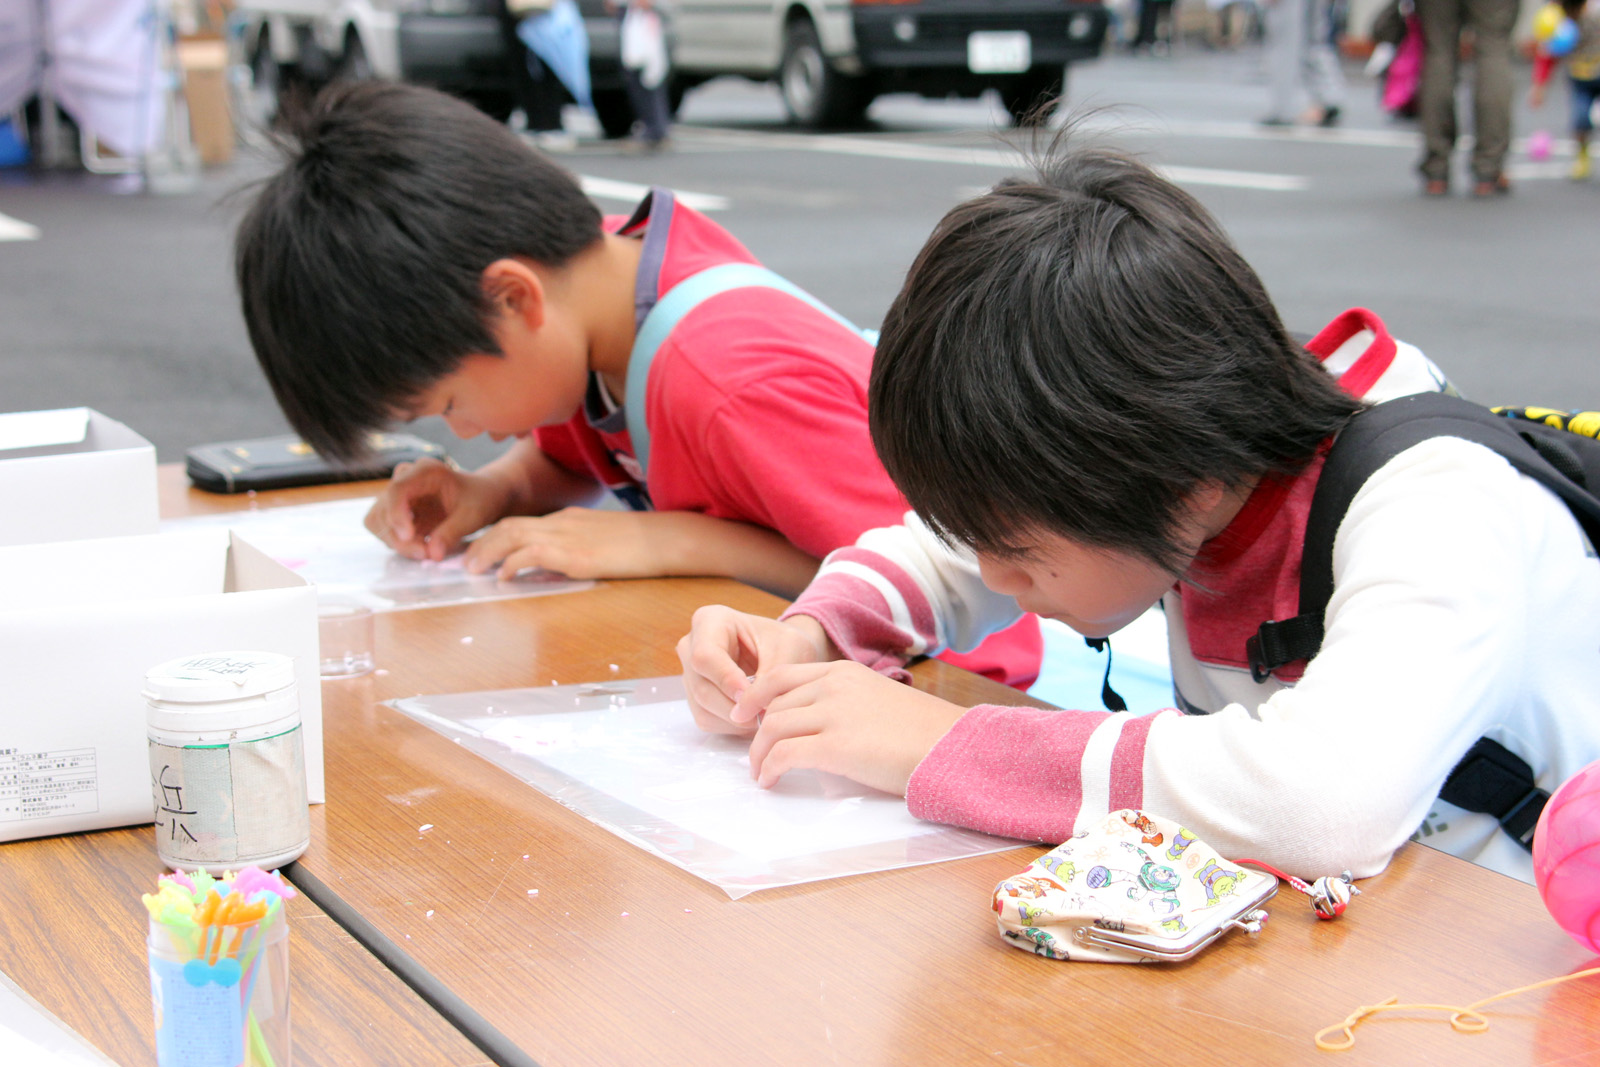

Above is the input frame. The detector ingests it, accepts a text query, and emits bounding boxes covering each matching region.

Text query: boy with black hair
[678,139,1600,883]
[234,80,1042,687]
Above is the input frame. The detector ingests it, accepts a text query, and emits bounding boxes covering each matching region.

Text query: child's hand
[459,507,688,579]
[462,510,822,597]
[1529,83,1547,108]
[739,662,968,795]
[677,607,835,735]
[365,459,511,561]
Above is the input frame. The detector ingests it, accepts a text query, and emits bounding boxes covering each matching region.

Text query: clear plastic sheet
[0,966,119,1066]
[163,498,593,610]
[388,678,1026,898]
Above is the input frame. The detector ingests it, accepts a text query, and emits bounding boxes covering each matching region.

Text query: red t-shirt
[537,191,1042,687]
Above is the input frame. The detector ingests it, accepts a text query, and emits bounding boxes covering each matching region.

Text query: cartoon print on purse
[992,809,1286,963]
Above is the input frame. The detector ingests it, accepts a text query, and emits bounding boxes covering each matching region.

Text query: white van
[670,0,1109,127]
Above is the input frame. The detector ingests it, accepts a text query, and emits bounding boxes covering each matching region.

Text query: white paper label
[0,748,99,822]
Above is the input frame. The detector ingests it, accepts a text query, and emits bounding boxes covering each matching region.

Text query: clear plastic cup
[317,600,375,677]
[148,911,291,1067]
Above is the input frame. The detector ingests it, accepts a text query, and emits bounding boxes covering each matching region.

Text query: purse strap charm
[1237,860,1361,919]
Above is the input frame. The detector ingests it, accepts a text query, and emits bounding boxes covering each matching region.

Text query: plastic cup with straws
[143,867,297,1067]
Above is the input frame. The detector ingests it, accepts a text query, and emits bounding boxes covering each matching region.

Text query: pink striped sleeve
[779,546,939,679]
[907,706,1175,843]
[1108,711,1161,812]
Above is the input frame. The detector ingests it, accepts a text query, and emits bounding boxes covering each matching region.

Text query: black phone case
[185,433,448,493]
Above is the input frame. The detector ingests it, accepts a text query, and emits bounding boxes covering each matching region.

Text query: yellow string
[1314,965,1600,1051]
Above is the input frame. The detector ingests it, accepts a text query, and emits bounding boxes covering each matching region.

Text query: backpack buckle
[1246,614,1323,685]
[1245,633,1273,684]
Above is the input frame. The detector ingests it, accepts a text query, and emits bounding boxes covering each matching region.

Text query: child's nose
[444,412,481,438]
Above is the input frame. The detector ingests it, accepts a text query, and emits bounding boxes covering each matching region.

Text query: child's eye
[442,399,454,417]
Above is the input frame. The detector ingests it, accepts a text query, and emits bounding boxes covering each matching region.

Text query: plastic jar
[148,908,291,1067]
[145,651,311,872]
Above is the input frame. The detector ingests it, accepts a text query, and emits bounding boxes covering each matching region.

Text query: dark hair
[235,81,603,459]
[869,136,1363,573]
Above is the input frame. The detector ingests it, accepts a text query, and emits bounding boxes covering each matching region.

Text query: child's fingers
[731,663,829,724]
[746,700,821,780]
[680,608,763,719]
[752,729,826,789]
[686,695,757,736]
[461,521,526,573]
[496,543,574,581]
[678,633,743,729]
[420,499,486,561]
[365,495,420,556]
[373,462,457,554]
[677,633,740,715]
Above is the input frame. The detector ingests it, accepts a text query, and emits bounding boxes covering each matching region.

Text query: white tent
[0,0,171,159]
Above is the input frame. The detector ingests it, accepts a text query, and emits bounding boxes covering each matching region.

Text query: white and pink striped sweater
[781,310,1600,882]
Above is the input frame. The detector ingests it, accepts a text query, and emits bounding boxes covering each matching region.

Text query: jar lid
[143,651,296,705]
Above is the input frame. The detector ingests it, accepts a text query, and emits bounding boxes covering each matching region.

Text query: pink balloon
[1529,130,1553,162]
[1533,758,1600,954]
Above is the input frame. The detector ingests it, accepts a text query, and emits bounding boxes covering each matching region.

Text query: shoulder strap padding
[623,262,873,479]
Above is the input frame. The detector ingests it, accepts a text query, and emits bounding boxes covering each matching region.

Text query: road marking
[0,211,40,241]
[1158,164,1307,191]
[1078,115,1425,150]
[674,127,1307,191]
[1506,159,1582,181]
[579,176,730,212]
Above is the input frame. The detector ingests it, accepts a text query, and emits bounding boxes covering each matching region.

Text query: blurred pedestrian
[621,0,672,148]
[1367,0,1423,118]
[1260,0,1347,125]
[1528,0,1599,181]
[499,0,567,139]
[1415,0,1517,196]
[1132,0,1176,53]
[518,0,593,150]
[1207,0,1262,49]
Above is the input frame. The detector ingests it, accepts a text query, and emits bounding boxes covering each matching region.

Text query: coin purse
[993,808,1278,963]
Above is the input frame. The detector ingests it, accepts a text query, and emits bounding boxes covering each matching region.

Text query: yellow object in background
[1533,2,1567,41]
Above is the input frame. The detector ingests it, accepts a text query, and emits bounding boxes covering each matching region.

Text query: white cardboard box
[0,529,324,844]
[0,407,159,548]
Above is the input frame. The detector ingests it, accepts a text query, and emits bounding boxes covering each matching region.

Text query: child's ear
[1187,478,1258,542]
[480,258,547,332]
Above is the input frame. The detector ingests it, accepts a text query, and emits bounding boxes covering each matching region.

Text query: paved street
[2,44,1595,471]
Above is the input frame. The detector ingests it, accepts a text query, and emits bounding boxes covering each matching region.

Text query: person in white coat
[621,0,671,147]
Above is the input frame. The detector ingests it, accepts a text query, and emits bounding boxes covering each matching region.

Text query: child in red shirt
[234,81,1041,687]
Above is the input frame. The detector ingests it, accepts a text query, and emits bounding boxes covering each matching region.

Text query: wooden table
[40,470,1600,1066]
[0,830,490,1066]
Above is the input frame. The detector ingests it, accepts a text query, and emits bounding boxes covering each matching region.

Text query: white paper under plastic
[164,497,594,611]
[0,967,121,1067]
[388,677,1025,898]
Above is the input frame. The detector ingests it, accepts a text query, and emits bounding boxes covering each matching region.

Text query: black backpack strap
[1439,738,1550,848]
[1247,392,1600,848]
[1249,392,1600,684]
